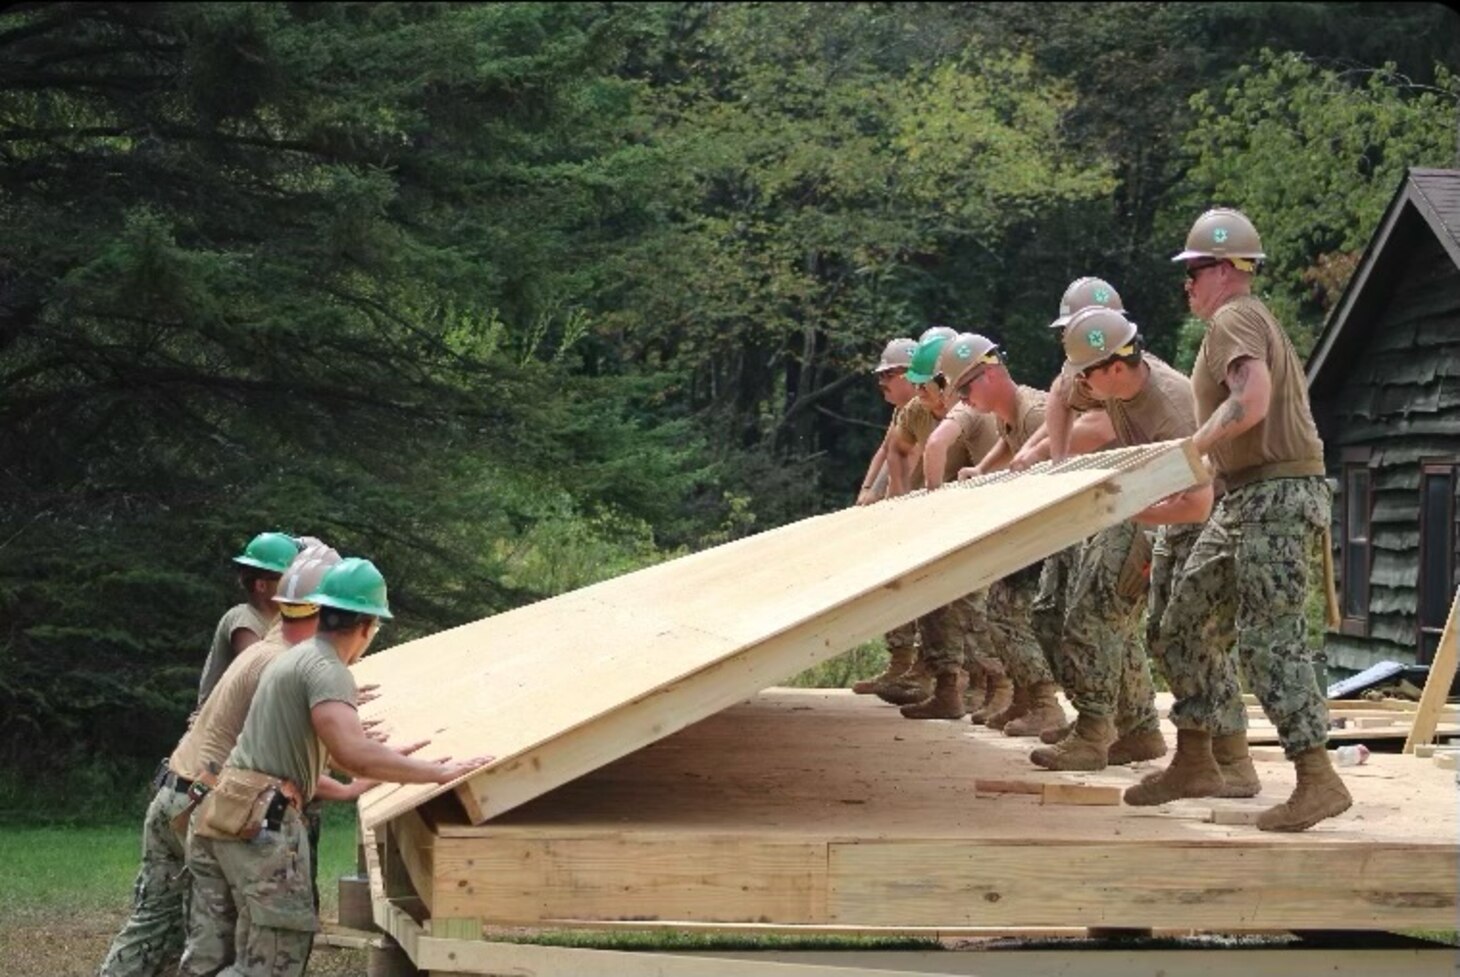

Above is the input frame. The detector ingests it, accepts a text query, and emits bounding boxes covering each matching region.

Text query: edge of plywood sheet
[359,441,1203,829]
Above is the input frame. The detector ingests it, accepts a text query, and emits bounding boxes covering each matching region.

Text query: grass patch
[785,640,887,688]
[0,801,361,921]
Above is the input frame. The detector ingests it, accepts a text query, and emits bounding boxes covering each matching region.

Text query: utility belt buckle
[186,779,211,804]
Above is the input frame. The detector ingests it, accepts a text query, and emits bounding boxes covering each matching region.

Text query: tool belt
[192,767,304,842]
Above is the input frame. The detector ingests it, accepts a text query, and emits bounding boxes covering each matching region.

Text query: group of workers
[854,206,1352,834]
[99,539,490,977]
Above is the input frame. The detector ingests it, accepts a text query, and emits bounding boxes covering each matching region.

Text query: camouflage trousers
[1150,476,1331,758]
[884,620,918,657]
[985,566,1053,687]
[181,809,317,977]
[918,591,995,674]
[99,785,193,977]
[1031,523,1159,734]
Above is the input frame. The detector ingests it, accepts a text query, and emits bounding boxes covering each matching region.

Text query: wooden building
[1307,168,1460,675]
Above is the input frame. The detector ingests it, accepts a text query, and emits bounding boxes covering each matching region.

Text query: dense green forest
[2,2,1458,778]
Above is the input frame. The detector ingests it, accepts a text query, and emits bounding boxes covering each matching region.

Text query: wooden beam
[1404,586,1460,753]
[1040,784,1122,807]
[827,842,1458,929]
[389,810,436,914]
[972,779,1045,795]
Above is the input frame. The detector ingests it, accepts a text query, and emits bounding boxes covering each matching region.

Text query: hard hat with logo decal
[232,532,300,574]
[304,557,394,620]
[1062,307,1141,374]
[1172,208,1265,270]
[873,337,919,374]
[272,544,342,619]
[1050,277,1123,330]
[906,333,953,385]
[937,333,1003,406]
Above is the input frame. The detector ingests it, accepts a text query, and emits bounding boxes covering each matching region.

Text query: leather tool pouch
[194,769,282,841]
[1115,528,1154,602]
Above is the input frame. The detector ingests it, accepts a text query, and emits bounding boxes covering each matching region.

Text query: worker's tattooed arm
[1192,356,1270,456]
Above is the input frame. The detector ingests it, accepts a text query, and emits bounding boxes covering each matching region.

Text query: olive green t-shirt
[171,626,288,781]
[1000,385,1048,455]
[226,636,357,803]
[895,398,939,489]
[198,603,274,706]
[1102,355,1198,447]
[944,404,1002,480]
[1192,295,1324,488]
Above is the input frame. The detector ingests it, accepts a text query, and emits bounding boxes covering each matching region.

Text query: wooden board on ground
[351,442,1205,828]
[392,689,1457,933]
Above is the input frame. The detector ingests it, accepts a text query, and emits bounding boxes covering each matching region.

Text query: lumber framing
[353,441,1205,829]
[1404,585,1460,753]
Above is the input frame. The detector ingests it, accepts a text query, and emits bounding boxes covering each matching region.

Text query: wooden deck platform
[386,688,1459,934]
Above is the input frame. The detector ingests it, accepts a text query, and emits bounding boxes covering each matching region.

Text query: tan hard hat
[938,333,1002,406]
[273,543,342,616]
[873,337,918,374]
[1062,307,1140,374]
[1050,277,1123,330]
[1172,207,1265,265]
[918,325,958,345]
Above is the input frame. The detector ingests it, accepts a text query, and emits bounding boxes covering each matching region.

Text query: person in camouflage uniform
[952,333,1064,736]
[1125,208,1350,833]
[181,560,488,977]
[1028,308,1195,770]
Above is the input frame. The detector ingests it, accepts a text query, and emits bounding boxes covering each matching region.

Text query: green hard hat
[304,557,394,620]
[233,532,300,574]
[906,334,952,384]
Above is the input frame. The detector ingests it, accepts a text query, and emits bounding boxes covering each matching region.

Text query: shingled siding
[1324,229,1460,673]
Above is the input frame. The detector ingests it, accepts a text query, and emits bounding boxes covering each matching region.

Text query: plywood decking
[397,689,1459,933]
[352,442,1205,829]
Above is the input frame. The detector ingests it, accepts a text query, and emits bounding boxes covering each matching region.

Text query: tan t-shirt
[197,603,274,706]
[944,404,1001,479]
[895,398,939,489]
[1000,385,1048,455]
[171,626,289,781]
[1065,374,1101,414]
[226,636,358,803]
[1102,355,1198,447]
[1192,295,1324,488]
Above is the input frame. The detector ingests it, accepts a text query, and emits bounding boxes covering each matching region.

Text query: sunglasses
[876,369,906,384]
[1184,260,1223,282]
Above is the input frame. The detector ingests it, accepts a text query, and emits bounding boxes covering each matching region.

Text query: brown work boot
[900,668,970,720]
[1255,748,1352,832]
[985,681,1029,731]
[1029,713,1116,771]
[1212,731,1261,798]
[1107,727,1168,766]
[1122,729,1225,806]
[853,646,915,695]
[968,668,1013,726]
[874,658,933,706]
[1001,681,1067,738]
[1040,720,1075,745]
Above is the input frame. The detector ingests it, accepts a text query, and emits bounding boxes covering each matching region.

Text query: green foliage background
[1,2,1457,780]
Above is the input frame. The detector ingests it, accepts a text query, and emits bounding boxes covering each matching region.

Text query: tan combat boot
[1255,748,1352,832]
[1039,720,1074,745]
[1029,713,1116,771]
[963,658,990,713]
[1122,729,1225,806]
[1107,726,1168,765]
[1001,681,1067,738]
[968,666,1013,726]
[853,646,915,695]
[1212,731,1261,797]
[985,681,1029,731]
[874,658,934,706]
[900,668,970,720]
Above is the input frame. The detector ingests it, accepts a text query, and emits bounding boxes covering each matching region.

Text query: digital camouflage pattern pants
[1032,523,1159,734]
[99,785,192,977]
[919,591,994,675]
[182,810,316,977]
[884,620,918,657]
[1150,476,1331,758]
[985,566,1053,687]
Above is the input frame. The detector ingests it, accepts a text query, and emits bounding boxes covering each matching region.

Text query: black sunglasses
[1184,260,1223,281]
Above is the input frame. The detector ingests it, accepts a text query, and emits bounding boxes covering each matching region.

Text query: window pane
[1346,469,1369,542]
[1419,470,1454,634]
[1343,542,1367,618]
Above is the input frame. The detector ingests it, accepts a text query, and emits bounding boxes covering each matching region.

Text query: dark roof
[1306,168,1460,397]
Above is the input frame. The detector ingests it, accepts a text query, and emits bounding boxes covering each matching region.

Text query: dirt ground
[0,908,368,977]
